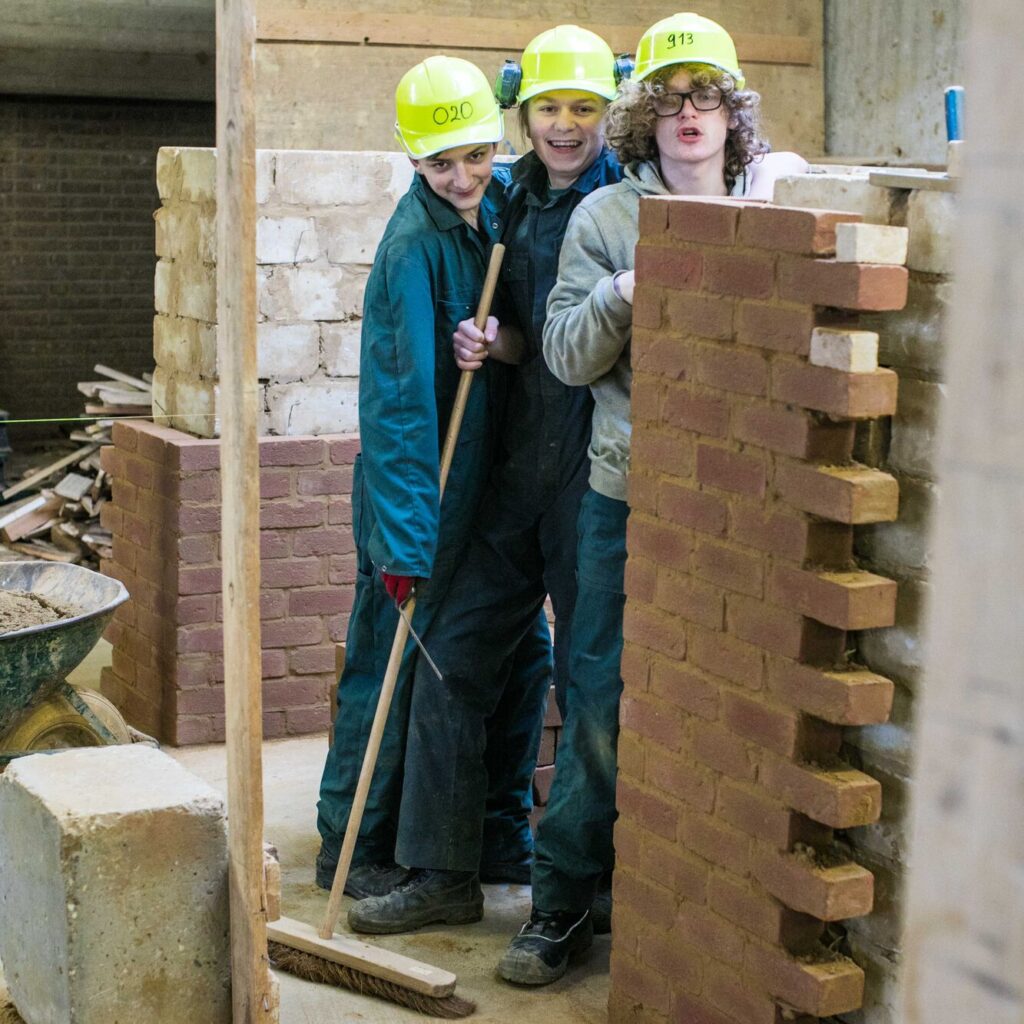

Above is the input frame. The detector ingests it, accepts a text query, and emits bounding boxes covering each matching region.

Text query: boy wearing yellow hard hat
[316,55,553,911]
[346,24,629,937]
[498,14,807,985]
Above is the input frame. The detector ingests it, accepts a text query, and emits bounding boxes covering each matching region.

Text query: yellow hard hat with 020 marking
[395,56,504,159]
[634,13,745,89]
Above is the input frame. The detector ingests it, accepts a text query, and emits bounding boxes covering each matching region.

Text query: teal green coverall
[316,171,552,873]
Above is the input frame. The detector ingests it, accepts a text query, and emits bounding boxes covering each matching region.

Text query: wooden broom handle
[319,242,506,939]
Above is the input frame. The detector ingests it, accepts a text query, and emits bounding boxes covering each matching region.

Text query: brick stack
[153,146,415,438]
[99,419,357,745]
[611,197,907,1023]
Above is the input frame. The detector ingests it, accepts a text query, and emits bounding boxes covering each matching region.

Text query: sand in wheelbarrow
[0,590,75,634]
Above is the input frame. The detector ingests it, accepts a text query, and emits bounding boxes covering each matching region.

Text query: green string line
[1,413,217,427]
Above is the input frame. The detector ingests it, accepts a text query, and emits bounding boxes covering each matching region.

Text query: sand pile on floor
[0,590,72,634]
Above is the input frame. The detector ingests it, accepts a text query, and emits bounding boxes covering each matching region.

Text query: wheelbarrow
[0,561,132,767]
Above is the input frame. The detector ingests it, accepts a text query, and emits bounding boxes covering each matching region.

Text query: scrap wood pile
[0,365,152,569]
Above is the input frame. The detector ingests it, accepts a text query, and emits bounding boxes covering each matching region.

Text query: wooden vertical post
[215,0,275,1019]
[902,1,1024,1022]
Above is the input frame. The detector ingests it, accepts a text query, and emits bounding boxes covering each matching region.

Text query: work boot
[347,868,484,935]
[479,851,532,885]
[497,908,593,985]
[315,848,412,899]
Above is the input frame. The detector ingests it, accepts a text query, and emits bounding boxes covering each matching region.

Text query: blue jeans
[531,487,629,913]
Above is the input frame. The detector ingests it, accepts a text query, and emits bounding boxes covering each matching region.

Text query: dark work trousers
[316,457,553,869]
[531,488,629,913]
[394,453,590,872]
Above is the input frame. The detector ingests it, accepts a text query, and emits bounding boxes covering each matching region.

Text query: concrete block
[888,376,945,477]
[857,578,929,690]
[153,366,220,438]
[322,321,361,377]
[154,314,219,378]
[835,223,909,265]
[256,150,276,205]
[865,275,952,375]
[257,322,320,381]
[906,189,958,274]
[256,216,320,265]
[0,746,230,1024]
[810,327,879,373]
[340,268,370,318]
[275,151,401,206]
[264,377,359,435]
[258,266,347,321]
[154,259,217,323]
[318,208,392,264]
[857,476,937,573]
[773,172,895,224]
[155,203,217,263]
[156,146,216,204]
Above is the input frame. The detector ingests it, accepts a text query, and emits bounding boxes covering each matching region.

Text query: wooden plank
[1,445,99,501]
[868,169,958,193]
[267,918,457,997]
[216,0,275,1019]
[94,364,153,392]
[0,494,48,531]
[256,12,814,66]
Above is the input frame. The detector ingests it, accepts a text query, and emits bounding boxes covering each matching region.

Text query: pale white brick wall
[152,146,414,438]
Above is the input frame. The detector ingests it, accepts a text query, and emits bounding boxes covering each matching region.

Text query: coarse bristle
[268,941,476,1019]
[0,997,25,1024]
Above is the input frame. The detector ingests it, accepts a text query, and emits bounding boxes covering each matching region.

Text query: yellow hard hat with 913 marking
[395,56,504,159]
[633,13,745,89]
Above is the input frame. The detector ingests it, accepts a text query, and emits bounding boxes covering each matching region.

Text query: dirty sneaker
[497,908,593,985]
[315,849,412,899]
[347,868,484,935]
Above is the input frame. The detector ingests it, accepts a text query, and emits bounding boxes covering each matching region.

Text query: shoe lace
[518,909,590,942]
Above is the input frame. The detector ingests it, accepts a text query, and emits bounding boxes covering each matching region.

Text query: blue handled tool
[945,86,964,142]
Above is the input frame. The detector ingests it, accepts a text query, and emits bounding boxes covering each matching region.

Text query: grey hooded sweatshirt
[543,159,749,502]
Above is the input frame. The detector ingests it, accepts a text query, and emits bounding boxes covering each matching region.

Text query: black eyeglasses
[653,87,724,117]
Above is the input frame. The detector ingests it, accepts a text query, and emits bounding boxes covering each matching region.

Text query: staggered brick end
[835,222,909,266]
[772,361,898,419]
[778,258,909,311]
[747,943,866,1018]
[762,757,883,829]
[768,659,896,726]
[771,566,898,631]
[752,844,875,921]
[737,205,863,256]
[775,461,900,525]
[809,327,879,374]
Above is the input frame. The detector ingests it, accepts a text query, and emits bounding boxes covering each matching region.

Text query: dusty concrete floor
[3,637,609,1022]
[173,735,611,1023]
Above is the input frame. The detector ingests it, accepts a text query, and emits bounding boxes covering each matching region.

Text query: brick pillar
[610,198,908,1023]
[99,420,357,745]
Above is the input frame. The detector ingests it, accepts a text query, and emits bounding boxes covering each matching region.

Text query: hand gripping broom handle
[319,242,506,939]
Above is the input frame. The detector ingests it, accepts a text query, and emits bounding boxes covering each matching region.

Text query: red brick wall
[98,420,356,745]
[610,198,907,1023]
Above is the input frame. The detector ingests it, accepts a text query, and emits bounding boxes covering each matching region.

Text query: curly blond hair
[605,64,769,190]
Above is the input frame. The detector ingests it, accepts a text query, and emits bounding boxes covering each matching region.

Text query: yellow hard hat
[395,56,504,159]
[634,13,745,89]
[517,25,618,104]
